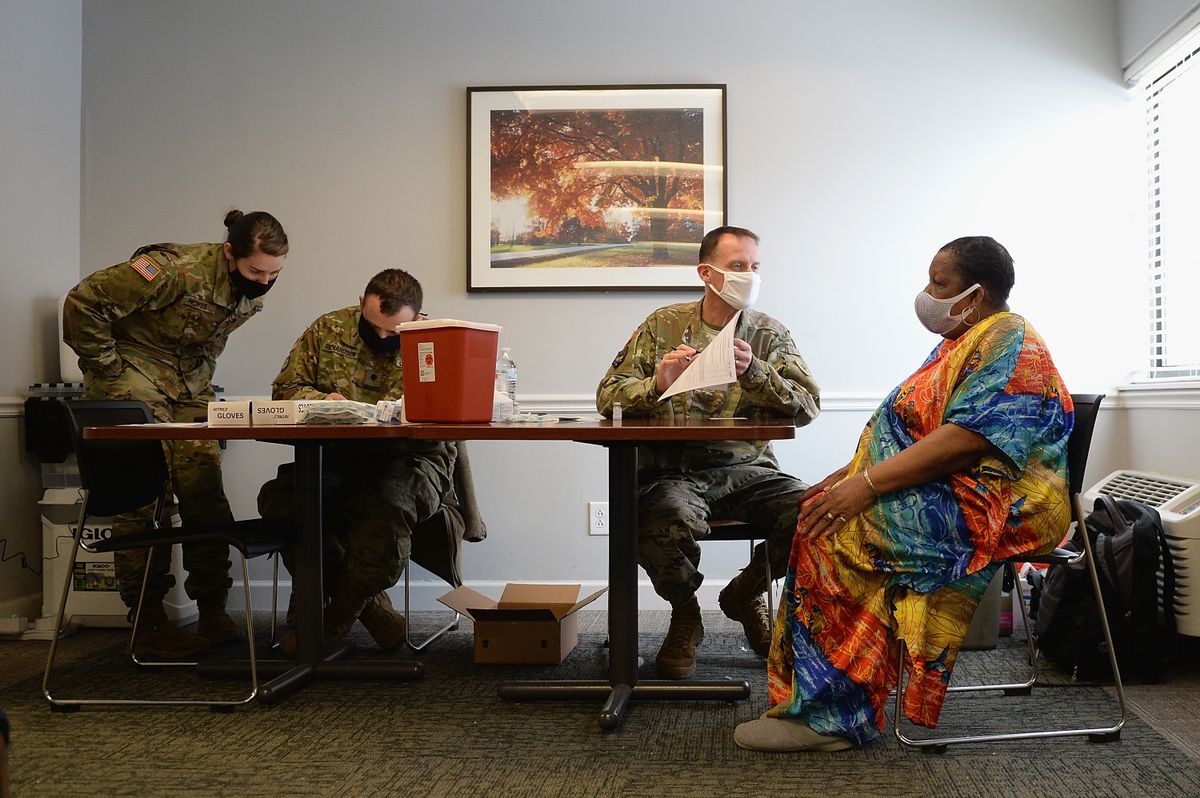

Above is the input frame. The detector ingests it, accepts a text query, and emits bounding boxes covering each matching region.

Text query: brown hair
[223,209,289,259]
[364,269,423,315]
[698,225,759,263]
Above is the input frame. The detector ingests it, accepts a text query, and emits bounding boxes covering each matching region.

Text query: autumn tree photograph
[491,109,711,267]
[468,86,725,291]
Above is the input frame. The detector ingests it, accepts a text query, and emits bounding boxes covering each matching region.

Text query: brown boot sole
[655,659,699,679]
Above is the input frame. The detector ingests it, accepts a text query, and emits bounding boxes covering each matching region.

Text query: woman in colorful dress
[735,236,1074,752]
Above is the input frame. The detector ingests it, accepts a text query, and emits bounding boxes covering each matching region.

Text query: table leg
[498,441,749,731]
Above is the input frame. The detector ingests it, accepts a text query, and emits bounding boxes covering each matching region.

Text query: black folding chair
[894,393,1125,750]
[42,400,293,711]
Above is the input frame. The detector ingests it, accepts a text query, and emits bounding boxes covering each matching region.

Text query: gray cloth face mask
[914,283,980,335]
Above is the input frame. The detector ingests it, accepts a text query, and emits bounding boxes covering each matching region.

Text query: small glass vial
[611,402,622,425]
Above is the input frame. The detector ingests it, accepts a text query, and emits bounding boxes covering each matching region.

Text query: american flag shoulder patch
[130,255,161,282]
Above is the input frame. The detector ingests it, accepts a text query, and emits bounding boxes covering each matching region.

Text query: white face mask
[704,265,761,310]
[914,283,980,335]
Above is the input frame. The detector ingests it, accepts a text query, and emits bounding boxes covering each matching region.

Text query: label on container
[207,400,251,426]
[418,342,436,382]
[251,400,300,425]
[74,561,118,591]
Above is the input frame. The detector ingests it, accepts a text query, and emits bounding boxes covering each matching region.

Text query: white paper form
[658,311,740,401]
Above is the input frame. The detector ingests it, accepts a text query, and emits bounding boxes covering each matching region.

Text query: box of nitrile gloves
[250,400,301,425]
[206,401,250,426]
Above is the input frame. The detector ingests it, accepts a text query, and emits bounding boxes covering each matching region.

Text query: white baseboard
[224,579,742,614]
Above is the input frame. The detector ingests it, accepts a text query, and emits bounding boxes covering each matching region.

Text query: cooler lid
[395,319,503,333]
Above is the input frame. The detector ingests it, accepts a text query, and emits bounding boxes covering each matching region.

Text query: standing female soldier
[63,209,288,657]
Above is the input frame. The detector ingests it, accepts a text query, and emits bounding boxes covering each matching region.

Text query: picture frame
[467,84,727,292]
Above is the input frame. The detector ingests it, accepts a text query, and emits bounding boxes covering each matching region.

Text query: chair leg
[42,500,91,711]
[46,546,261,710]
[403,561,459,652]
[763,538,774,635]
[895,497,1128,749]
[269,553,279,646]
[128,546,197,670]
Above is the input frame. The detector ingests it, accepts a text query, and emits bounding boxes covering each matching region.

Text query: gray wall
[0,1,82,617]
[74,0,1149,609]
[7,1,1185,617]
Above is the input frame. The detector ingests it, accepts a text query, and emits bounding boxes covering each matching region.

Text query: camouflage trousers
[638,465,808,606]
[83,369,233,610]
[257,440,455,599]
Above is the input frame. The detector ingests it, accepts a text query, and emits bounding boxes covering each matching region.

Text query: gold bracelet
[863,469,881,498]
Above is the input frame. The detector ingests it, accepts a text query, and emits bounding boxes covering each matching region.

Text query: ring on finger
[837,515,847,523]
[824,512,834,521]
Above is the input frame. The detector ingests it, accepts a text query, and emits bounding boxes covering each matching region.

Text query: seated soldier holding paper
[258,268,477,654]
[595,226,820,678]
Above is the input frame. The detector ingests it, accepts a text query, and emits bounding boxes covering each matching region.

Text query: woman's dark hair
[939,236,1014,304]
[365,268,423,315]
[223,209,289,259]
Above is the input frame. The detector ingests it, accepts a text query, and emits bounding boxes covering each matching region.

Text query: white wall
[74,0,1149,608]
[0,1,82,617]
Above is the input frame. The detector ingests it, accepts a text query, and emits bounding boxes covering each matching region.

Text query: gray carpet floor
[4,610,1200,797]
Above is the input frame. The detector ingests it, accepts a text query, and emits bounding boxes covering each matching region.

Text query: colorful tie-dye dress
[766,312,1073,745]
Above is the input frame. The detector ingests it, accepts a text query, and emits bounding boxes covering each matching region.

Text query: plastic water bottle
[496,347,518,414]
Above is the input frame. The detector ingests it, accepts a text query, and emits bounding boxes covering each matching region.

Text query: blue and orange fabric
[766,312,1073,745]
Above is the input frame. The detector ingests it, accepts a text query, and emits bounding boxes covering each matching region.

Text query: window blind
[1146,26,1200,379]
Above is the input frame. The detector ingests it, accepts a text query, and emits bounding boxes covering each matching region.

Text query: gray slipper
[733,716,854,752]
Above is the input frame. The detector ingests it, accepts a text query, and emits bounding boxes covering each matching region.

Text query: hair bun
[223,209,244,229]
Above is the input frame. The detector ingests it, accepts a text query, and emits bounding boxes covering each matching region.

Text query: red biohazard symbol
[424,353,434,366]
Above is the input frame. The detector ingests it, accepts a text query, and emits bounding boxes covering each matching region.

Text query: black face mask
[358,315,401,354]
[229,266,275,299]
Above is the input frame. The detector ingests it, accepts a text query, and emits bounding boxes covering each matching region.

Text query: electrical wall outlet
[588,501,609,535]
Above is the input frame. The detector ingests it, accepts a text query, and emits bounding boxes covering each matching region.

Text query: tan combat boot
[276,583,367,657]
[131,602,210,659]
[655,596,704,679]
[359,591,407,652]
[718,566,772,657]
[196,591,242,647]
[323,580,369,642]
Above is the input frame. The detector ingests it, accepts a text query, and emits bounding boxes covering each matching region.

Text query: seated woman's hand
[795,470,875,540]
[797,464,850,505]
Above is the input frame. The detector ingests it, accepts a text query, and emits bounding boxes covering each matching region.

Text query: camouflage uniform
[256,306,456,599]
[596,301,820,606]
[63,243,262,608]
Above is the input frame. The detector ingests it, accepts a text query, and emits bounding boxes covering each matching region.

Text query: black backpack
[1033,495,1177,682]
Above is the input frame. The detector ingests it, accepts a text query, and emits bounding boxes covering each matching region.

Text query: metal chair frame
[42,400,289,712]
[401,560,461,652]
[705,519,774,637]
[893,393,1126,751]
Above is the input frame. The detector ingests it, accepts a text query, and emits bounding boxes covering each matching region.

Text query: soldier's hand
[733,339,754,376]
[656,344,698,393]
[326,392,346,400]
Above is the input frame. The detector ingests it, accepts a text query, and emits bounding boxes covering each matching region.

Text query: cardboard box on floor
[438,583,607,665]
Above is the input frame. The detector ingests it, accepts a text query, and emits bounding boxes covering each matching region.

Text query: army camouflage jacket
[596,300,820,474]
[272,305,455,467]
[63,242,263,400]
[271,305,406,403]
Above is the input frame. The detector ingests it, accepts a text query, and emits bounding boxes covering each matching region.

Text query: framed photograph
[467,84,726,292]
